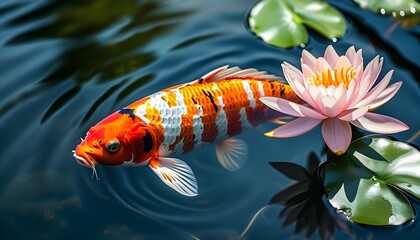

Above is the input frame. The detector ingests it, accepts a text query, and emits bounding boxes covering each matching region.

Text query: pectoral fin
[216,138,248,171]
[149,157,198,196]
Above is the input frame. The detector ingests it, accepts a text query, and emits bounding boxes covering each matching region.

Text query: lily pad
[354,0,420,26]
[324,137,420,225]
[248,0,346,48]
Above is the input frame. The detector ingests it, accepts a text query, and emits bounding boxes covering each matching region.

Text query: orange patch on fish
[166,91,178,107]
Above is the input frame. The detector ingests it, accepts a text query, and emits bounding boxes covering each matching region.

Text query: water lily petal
[282,63,321,108]
[293,80,322,108]
[335,56,351,69]
[334,83,348,107]
[260,97,326,119]
[351,60,374,104]
[353,49,364,71]
[317,84,327,96]
[368,82,402,110]
[324,45,339,68]
[334,84,348,110]
[315,57,331,73]
[337,106,369,121]
[265,117,322,138]
[346,47,363,70]
[282,64,306,93]
[322,118,352,154]
[346,78,357,104]
[320,95,343,117]
[282,62,305,85]
[301,50,317,70]
[353,56,382,105]
[354,70,393,108]
[364,56,383,92]
[326,85,336,96]
[351,112,409,134]
[346,65,364,108]
[345,46,356,63]
[302,63,314,79]
[307,84,323,110]
[259,96,281,111]
[353,63,363,79]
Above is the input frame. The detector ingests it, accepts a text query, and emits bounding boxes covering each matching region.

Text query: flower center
[307,66,356,88]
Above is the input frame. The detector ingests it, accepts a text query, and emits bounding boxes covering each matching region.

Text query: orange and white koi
[73,66,300,196]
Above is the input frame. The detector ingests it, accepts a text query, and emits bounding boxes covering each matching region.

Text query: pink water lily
[260,45,409,154]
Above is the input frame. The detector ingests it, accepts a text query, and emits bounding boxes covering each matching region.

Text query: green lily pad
[354,0,420,26]
[324,137,420,225]
[248,0,346,48]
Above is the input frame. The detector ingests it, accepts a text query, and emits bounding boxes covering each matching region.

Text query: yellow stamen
[307,66,356,88]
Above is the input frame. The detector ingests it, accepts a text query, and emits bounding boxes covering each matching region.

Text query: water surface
[0,0,419,239]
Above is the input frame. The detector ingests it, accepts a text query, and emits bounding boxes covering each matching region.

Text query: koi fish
[73,66,300,196]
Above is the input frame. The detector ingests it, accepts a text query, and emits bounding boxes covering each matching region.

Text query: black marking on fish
[269,81,275,90]
[119,108,135,121]
[202,90,218,112]
[143,130,153,154]
[199,77,204,84]
[280,85,285,96]
[191,97,197,104]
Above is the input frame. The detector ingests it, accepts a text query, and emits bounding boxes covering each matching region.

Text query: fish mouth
[72,150,94,168]
[72,150,99,180]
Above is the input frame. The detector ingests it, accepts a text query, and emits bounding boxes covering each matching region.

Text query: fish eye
[106,141,120,153]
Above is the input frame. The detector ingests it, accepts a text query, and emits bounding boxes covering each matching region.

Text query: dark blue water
[0,0,419,239]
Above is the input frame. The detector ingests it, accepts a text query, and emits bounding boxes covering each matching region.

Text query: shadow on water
[268,152,353,239]
[0,0,191,123]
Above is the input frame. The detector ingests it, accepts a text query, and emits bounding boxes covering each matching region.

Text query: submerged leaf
[324,137,420,225]
[248,0,346,48]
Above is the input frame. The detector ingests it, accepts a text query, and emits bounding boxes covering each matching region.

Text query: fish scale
[130,78,298,156]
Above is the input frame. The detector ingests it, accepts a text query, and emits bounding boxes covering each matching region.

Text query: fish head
[73,109,157,169]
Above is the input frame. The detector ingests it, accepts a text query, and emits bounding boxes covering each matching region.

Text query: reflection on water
[239,152,354,239]
[0,0,419,239]
[6,0,187,40]
[0,0,190,123]
[269,153,353,239]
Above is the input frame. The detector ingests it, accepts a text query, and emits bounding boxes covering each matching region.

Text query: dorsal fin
[193,65,284,84]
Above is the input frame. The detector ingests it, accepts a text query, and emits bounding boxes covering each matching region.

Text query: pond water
[0,0,419,239]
